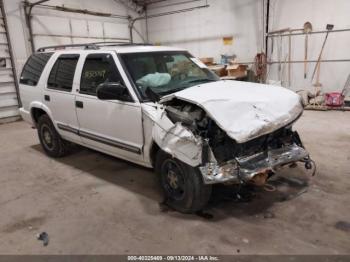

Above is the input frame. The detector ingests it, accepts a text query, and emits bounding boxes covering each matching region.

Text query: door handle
[75,101,83,108]
[44,95,50,101]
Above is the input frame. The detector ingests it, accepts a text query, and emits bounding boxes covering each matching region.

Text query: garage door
[29,4,131,51]
[0,0,20,122]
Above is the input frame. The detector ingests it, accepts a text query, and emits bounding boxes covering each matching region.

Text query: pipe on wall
[129,4,209,43]
[23,0,51,53]
[23,0,131,53]
[267,28,350,38]
[264,0,270,55]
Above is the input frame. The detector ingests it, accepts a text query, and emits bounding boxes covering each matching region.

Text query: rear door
[42,53,81,143]
[19,52,52,111]
[75,52,144,163]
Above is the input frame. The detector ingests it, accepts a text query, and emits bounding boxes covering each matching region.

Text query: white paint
[141,103,203,166]
[190,57,207,68]
[18,43,310,180]
[155,112,202,166]
[19,47,149,167]
[162,80,303,143]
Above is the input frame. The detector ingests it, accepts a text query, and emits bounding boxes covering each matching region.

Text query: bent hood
[161,80,303,143]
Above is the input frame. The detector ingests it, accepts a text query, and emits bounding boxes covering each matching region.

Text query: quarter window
[47,54,79,92]
[20,53,53,86]
[80,54,124,95]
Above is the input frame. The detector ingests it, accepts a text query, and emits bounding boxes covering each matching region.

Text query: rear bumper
[19,108,33,126]
[199,144,309,184]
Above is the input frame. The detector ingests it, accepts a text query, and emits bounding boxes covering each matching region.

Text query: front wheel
[155,150,212,213]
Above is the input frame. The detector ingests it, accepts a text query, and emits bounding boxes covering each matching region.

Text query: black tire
[37,114,70,158]
[155,150,212,213]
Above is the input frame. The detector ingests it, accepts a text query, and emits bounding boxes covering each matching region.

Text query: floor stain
[2,216,46,234]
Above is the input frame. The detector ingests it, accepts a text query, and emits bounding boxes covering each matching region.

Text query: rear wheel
[37,114,70,158]
[156,150,212,213]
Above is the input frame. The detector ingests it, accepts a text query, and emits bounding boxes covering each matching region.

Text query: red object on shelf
[325,92,345,107]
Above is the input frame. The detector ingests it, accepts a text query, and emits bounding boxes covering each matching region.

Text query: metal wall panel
[0,1,20,121]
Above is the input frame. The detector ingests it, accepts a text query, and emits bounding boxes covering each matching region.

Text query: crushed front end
[161,98,315,186]
[199,128,313,185]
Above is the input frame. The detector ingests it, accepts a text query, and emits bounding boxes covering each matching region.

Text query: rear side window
[20,53,53,86]
[80,53,123,95]
[47,54,79,92]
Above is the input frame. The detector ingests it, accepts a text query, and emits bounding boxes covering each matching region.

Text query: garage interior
[0,0,349,256]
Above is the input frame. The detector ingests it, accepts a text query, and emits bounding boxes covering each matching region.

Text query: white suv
[19,43,314,213]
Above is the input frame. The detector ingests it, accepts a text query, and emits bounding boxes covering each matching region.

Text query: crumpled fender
[142,104,204,166]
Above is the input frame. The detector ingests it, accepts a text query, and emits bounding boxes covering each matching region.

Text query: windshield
[120,52,220,100]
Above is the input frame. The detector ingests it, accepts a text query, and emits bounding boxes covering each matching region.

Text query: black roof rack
[37,41,153,52]
[37,43,99,52]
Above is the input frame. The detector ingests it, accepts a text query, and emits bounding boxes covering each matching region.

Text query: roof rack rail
[37,42,153,52]
[92,41,132,46]
[37,43,100,52]
[88,41,153,47]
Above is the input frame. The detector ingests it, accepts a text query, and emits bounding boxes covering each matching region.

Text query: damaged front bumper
[199,144,310,185]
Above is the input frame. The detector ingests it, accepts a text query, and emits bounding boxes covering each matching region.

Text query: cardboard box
[208,65,227,77]
[199,57,214,65]
[226,64,248,78]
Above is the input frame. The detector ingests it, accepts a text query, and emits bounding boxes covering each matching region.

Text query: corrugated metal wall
[0,1,19,122]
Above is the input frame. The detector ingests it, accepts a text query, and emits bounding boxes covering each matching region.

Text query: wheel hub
[167,170,179,189]
[162,159,185,200]
[41,125,54,150]
[43,130,52,144]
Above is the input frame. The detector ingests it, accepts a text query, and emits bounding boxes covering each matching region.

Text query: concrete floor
[0,111,349,255]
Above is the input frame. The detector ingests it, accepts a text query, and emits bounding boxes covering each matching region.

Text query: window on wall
[47,54,79,92]
[80,53,124,96]
[20,53,53,86]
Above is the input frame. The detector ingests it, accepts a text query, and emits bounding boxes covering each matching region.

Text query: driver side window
[80,53,125,96]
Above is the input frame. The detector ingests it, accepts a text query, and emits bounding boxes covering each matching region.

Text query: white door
[42,53,81,143]
[75,52,144,163]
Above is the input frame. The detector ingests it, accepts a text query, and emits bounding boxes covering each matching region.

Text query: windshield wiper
[175,78,217,90]
[185,78,217,84]
[157,79,218,97]
[158,87,187,96]
[151,79,218,98]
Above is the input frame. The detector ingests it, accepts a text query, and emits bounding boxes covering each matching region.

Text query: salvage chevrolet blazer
[19,43,314,213]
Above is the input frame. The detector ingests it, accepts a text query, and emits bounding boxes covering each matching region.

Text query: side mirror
[96,82,133,102]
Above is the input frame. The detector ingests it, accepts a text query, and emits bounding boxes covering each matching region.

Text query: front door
[75,52,144,163]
